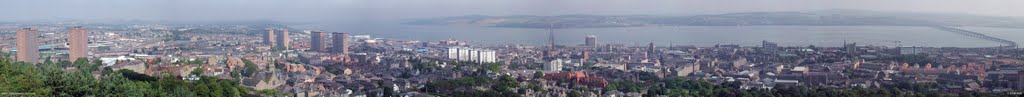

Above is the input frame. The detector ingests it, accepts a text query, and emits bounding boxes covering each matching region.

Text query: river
[309,23,1018,47]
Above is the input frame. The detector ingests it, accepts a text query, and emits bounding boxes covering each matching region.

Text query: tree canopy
[0,57,252,97]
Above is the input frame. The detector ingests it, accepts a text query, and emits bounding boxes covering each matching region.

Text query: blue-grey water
[959,27,1024,47]
[312,23,1016,47]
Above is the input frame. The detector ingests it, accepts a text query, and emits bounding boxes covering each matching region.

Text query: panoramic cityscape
[3,0,1024,97]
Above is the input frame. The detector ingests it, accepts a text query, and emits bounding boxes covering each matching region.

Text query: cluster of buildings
[446,47,497,63]
[433,32,1024,96]
[263,28,291,49]
[542,71,608,87]
[11,26,90,64]
[7,22,1024,97]
[306,30,350,54]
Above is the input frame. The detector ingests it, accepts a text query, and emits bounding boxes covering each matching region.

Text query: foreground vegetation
[0,57,250,97]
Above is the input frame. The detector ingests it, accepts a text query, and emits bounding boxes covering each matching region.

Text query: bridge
[930,26,1017,48]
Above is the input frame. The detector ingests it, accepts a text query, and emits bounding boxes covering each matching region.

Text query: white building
[469,50,479,62]
[447,47,499,64]
[478,50,497,63]
[899,47,925,55]
[447,47,459,59]
[545,59,563,72]
[352,35,372,40]
[457,48,471,61]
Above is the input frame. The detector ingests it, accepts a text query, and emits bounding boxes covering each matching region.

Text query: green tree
[0,59,50,96]
[230,71,241,78]
[533,71,544,79]
[0,57,250,97]
[102,67,114,75]
[191,67,204,76]
[240,58,258,77]
[484,63,503,72]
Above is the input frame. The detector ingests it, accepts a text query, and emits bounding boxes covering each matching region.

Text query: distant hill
[406,9,1024,28]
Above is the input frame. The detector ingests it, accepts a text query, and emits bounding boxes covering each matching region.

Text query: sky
[2,0,1023,23]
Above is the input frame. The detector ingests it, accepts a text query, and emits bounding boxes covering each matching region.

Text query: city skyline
[3,1,1024,97]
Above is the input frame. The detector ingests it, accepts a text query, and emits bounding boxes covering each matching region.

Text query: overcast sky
[2,0,1023,22]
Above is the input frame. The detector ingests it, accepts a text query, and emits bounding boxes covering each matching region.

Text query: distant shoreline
[406,10,1024,29]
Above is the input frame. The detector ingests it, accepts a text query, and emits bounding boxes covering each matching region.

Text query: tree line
[0,57,254,97]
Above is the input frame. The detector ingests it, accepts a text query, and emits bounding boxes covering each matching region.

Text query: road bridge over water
[930,26,1017,48]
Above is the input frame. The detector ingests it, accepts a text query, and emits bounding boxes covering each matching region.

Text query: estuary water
[318,23,1017,47]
